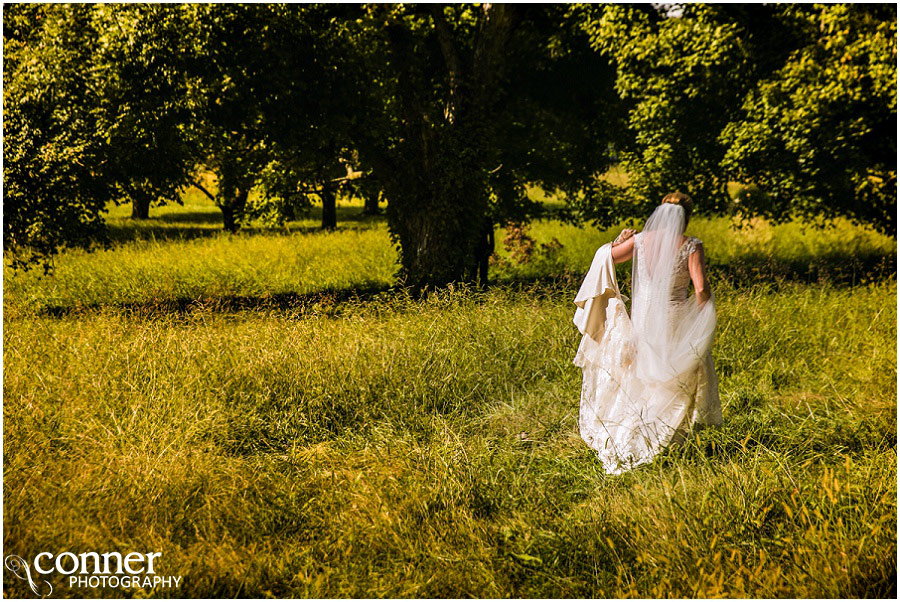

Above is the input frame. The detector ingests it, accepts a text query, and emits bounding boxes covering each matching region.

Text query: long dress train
[573,216,721,474]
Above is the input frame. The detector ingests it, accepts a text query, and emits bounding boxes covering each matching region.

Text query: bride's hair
[661,192,694,227]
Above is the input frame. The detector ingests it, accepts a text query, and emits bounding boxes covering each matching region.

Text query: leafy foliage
[92,5,198,217]
[4,5,119,270]
[4,4,895,279]
[183,4,364,232]
[3,4,196,268]
[580,3,896,234]
[721,4,897,235]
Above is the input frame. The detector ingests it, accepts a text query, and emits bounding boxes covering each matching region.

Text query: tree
[180,4,277,233]
[3,4,197,269]
[580,3,896,234]
[485,5,625,238]
[353,4,621,289]
[3,5,117,270]
[254,5,368,232]
[184,4,362,233]
[92,4,197,220]
[579,4,778,218]
[721,4,897,235]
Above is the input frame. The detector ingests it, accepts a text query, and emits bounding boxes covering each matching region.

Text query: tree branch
[191,179,217,202]
[473,3,519,95]
[430,5,465,121]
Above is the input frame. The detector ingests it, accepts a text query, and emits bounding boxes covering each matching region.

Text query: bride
[572,193,721,474]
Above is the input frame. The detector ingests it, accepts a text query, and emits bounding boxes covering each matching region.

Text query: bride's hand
[612,228,636,247]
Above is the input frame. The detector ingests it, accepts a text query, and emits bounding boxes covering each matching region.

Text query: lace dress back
[669,236,701,301]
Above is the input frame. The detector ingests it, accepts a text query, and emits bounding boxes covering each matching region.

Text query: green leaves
[3,4,198,269]
[579,4,896,235]
[6,4,893,276]
[720,4,896,235]
[580,5,751,215]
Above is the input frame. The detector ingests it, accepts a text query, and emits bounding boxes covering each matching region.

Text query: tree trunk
[388,196,483,290]
[131,196,151,220]
[475,217,495,288]
[221,188,249,233]
[376,4,516,290]
[222,205,237,233]
[321,186,337,230]
[362,191,381,216]
[383,128,489,291]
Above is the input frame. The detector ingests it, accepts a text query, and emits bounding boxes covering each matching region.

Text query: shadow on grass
[153,210,223,225]
[35,274,578,319]
[492,249,896,292]
[33,250,894,319]
[39,282,399,319]
[709,250,896,289]
[105,206,386,244]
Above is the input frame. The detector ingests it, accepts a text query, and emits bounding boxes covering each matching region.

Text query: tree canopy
[580,3,896,234]
[345,4,621,288]
[3,3,896,279]
[721,4,897,235]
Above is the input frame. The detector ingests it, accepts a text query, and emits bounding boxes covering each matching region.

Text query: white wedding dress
[573,203,721,474]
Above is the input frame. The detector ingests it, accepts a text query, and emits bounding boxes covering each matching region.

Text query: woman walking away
[572,193,721,474]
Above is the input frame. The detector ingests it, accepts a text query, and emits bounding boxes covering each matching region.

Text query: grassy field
[3,194,897,597]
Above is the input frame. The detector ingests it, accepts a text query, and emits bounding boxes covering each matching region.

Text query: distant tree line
[3,3,896,287]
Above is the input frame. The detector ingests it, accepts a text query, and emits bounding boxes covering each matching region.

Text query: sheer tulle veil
[631,203,716,386]
[573,200,721,473]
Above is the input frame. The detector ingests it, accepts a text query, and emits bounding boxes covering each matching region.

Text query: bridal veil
[573,203,720,474]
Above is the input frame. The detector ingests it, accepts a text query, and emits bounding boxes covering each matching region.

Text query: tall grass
[5,206,893,319]
[3,200,896,597]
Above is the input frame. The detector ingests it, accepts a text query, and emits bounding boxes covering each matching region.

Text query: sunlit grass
[3,192,896,597]
[3,226,396,319]
[6,200,894,319]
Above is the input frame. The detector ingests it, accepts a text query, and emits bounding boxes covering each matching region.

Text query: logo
[4,551,182,597]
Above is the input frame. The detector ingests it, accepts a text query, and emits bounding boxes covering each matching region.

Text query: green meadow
[3,194,896,597]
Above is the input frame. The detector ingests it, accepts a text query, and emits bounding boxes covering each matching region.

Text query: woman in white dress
[573,193,721,474]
